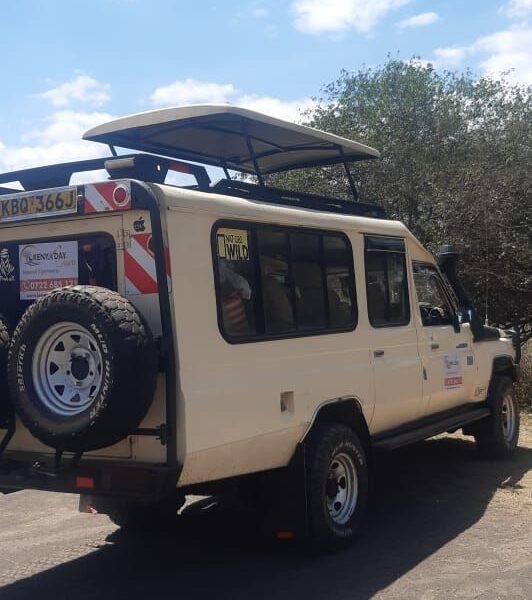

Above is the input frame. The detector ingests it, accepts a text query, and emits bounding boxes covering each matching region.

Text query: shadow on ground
[1,436,531,600]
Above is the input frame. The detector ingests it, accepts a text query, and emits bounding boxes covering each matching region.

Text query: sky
[0,0,530,176]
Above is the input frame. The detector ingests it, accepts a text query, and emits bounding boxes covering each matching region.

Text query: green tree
[269,58,531,338]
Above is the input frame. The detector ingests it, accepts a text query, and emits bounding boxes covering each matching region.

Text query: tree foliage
[269,58,531,337]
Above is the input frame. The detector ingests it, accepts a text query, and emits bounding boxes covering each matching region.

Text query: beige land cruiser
[0,106,521,548]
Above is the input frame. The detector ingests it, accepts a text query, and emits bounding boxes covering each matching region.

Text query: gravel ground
[0,415,530,600]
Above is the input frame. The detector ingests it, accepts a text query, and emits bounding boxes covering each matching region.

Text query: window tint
[214,224,356,341]
[365,236,410,327]
[324,235,357,329]
[257,230,294,334]
[413,263,453,326]
[291,232,326,330]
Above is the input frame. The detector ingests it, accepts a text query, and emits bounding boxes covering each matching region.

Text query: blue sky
[0,0,530,175]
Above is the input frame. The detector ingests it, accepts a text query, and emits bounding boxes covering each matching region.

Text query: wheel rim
[325,451,358,525]
[501,392,516,443]
[32,322,103,417]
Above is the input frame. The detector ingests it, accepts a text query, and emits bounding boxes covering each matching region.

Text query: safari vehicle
[0,106,521,547]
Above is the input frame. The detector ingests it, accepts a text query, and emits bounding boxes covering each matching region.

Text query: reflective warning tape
[84,181,131,214]
[125,233,158,295]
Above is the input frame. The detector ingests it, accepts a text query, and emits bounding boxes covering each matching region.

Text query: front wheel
[306,424,369,548]
[474,376,520,459]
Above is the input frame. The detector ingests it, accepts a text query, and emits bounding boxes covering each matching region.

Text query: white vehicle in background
[0,106,521,548]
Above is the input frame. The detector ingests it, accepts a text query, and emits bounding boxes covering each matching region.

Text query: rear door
[364,236,424,433]
[412,262,476,414]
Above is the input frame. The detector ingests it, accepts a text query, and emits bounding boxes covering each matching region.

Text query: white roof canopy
[83,105,380,175]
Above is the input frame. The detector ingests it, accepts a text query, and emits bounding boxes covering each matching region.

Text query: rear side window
[364,236,410,327]
[215,227,258,337]
[213,223,357,342]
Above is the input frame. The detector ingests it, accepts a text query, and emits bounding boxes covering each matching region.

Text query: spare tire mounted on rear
[0,318,11,427]
[7,286,157,452]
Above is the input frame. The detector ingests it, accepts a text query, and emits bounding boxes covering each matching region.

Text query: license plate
[0,188,78,223]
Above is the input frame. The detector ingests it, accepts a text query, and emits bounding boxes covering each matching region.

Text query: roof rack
[0,153,211,193]
[210,179,386,219]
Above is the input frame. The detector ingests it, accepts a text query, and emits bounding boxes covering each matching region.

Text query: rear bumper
[0,452,180,501]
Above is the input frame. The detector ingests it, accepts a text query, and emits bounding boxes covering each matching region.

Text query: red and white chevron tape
[84,181,131,214]
[124,233,172,296]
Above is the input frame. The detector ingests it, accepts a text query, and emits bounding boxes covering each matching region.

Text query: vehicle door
[412,262,476,414]
[364,235,424,433]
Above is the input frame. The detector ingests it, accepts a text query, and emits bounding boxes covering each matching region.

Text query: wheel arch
[491,354,519,384]
[301,397,372,457]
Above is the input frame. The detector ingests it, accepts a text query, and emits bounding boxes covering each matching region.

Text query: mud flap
[260,443,310,541]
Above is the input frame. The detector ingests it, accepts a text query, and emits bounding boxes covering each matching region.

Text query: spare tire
[7,286,157,452]
[0,318,11,427]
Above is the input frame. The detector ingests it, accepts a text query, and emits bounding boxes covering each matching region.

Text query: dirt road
[0,416,530,600]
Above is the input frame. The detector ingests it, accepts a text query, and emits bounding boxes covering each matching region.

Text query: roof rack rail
[0,153,211,193]
[210,179,386,219]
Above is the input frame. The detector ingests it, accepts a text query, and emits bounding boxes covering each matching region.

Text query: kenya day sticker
[19,241,78,300]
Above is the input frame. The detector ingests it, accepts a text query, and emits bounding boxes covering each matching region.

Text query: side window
[257,229,295,334]
[213,224,356,341]
[364,236,410,327]
[413,263,453,326]
[215,227,257,338]
[323,235,357,329]
[291,232,326,330]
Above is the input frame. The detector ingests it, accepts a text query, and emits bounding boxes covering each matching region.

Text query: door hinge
[117,229,131,249]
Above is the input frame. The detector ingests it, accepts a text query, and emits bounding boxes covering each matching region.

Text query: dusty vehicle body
[0,106,520,546]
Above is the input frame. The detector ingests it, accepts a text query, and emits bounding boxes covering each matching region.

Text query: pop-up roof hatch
[83,105,380,184]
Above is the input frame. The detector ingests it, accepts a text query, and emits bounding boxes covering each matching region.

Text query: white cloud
[474,27,532,83]
[150,79,238,106]
[434,45,469,66]
[253,6,269,17]
[397,11,440,29]
[291,0,411,35]
[150,78,315,122]
[38,74,111,108]
[433,26,532,84]
[28,110,114,145]
[0,111,112,174]
[237,95,317,121]
[500,0,532,19]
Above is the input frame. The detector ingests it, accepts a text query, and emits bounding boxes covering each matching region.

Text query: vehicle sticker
[444,353,463,388]
[216,228,250,261]
[83,181,131,214]
[19,241,78,300]
[0,248,16,282]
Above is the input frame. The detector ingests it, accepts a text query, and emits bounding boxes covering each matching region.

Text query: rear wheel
[306,424,369,548]
[474,376,520,459]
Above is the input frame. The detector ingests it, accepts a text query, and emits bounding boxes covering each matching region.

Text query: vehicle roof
[152,182,435,265]
[83,104,380,175]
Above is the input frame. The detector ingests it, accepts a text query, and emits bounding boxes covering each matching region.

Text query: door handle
[374,350,385,358]
[456,342,468,349]
[430,342,440,350]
